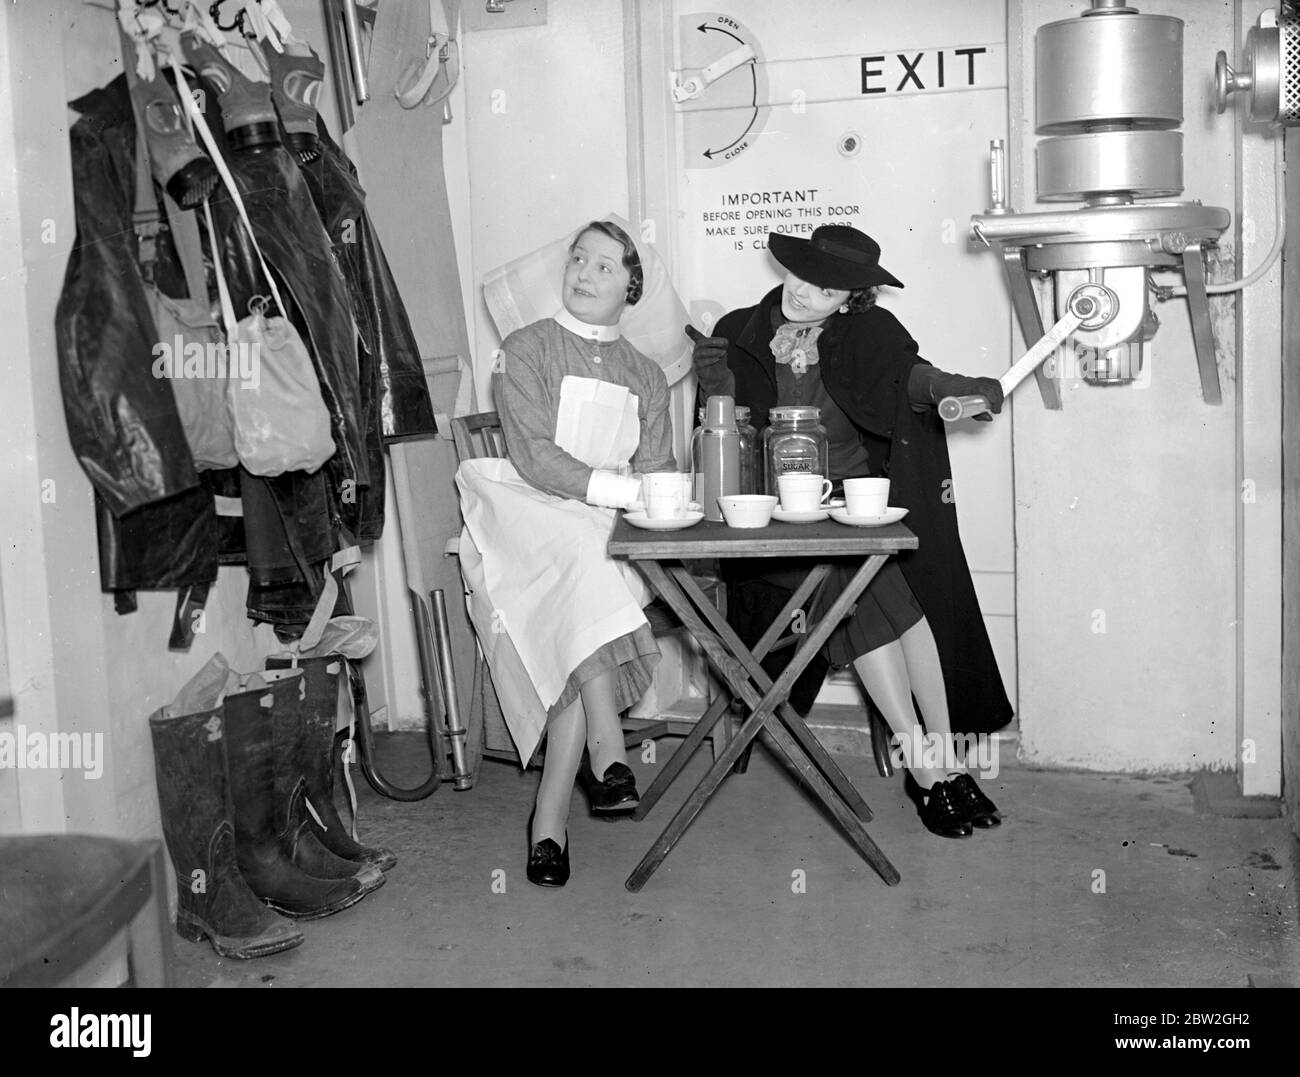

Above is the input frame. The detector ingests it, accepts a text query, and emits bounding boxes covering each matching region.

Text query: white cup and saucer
[772,474,834,524]
[624,473,704,531]
[828,477,909,528]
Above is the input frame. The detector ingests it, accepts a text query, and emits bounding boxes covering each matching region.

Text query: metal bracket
[999,246,1063,411]
[1181,244,1224,405]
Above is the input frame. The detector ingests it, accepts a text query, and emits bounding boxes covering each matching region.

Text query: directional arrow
[699,23,744,44]
[703,60,758,159]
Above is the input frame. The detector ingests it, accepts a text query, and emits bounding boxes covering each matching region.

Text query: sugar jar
[762,405,829,495]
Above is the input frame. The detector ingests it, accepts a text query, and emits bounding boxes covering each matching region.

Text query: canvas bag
[119,25,239,471]
[177,58,335,477]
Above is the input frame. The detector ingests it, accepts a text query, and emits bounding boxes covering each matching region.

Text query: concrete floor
[173,732,1300,988]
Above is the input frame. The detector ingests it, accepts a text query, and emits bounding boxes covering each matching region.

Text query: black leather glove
[907,366,1004,422]
[685,324,735,399]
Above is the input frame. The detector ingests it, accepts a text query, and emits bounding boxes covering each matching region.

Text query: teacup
[718,494,778,529]
[642,472,693,519]
[843,477,889,517]
[777,474,834,513]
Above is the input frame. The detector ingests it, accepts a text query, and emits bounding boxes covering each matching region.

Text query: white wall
[458,1,631,410]
[1010,0,1281,781]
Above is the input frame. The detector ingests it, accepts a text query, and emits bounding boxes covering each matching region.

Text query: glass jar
[735,406,758,495]
[762,405,829,494]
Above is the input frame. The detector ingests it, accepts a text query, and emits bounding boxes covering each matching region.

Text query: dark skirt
[721,554,924,712]
[819,557,924,666]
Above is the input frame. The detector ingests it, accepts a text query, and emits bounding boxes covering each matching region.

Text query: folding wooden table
[607,515,917,890]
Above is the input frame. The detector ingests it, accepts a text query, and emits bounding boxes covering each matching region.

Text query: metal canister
[695,403,758,496]
[690,396,741,521]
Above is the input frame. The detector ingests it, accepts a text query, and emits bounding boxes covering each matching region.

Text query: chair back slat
[451,411,507,461]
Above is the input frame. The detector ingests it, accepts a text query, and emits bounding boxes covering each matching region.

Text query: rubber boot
[181,33,281,152]
[258,667,386,892]
[265,43,325,163]
[148,703,303,958]
[267,655,397,872]
[223,673,367,919]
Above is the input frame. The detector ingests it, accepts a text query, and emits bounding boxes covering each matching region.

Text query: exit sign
[860,46,996,95]
[677,41,1006,114]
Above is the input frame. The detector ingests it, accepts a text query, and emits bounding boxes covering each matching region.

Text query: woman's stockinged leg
[896,620,1002,828]
[851,643,947,789]
[581,669,627,779]
[897,618,964,771]
[532,696,586,845]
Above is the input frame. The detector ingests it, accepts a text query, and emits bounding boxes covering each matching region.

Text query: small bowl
[718,494,778,529]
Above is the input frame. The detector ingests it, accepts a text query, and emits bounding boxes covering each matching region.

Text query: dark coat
[55,77,348,639]
[56,78,200,519]
[299,121,442,542]
[715,286,1013,735]
[56,77,219,606]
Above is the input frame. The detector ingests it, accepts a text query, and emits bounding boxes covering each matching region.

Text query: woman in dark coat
[691,226,1011,838]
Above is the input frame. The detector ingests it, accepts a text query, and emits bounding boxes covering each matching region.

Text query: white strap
[297,545,363,655]
[172,55,288,320]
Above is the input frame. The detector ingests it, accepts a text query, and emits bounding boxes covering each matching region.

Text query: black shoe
[904,772,973,839]
[526,837,570,887]
[947,772,1002,828]
[579,755,640,816]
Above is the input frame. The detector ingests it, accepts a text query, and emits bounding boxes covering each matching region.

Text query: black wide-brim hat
[768,225,904,290]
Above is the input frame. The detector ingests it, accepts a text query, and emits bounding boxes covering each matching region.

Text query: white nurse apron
[456,376,653,765]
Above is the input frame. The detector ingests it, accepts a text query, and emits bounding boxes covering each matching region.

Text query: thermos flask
[691,395,741,522]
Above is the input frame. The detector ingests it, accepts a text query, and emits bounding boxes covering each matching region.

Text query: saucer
[628,501,701,514]
[623,509,705,531]
[771,506,830,524]
[828,506,909,528]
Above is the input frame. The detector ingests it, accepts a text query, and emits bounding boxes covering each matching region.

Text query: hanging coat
[716,286,1013,735]
[310,121,439,445]
[194,79,370,537]
[55,78,200,519]
[56,77,220,609]
[55,76,340,638]
[299,121,441,542]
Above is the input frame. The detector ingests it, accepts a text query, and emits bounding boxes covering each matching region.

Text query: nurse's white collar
[554,307,621,342]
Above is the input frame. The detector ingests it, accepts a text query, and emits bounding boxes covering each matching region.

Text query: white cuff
[586,470,641,509]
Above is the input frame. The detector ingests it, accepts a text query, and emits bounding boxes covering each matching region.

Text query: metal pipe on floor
[431,589,474,790]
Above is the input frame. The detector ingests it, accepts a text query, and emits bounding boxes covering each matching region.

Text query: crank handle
[672,43,756,102]
[938,395,991,422]
[939,302,1088,424]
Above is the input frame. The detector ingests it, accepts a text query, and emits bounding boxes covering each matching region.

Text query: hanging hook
[209,0,247,34]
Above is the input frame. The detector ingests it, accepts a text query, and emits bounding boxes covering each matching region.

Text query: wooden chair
[449,410,729,766]
[0,835,173,987]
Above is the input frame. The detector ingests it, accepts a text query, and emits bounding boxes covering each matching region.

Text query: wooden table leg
[626,561,900,890]
[634,566,830,819]
[749,722,901,887]
[671,561,888,823]
[633,691,730,820]
[733,566,832,775]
